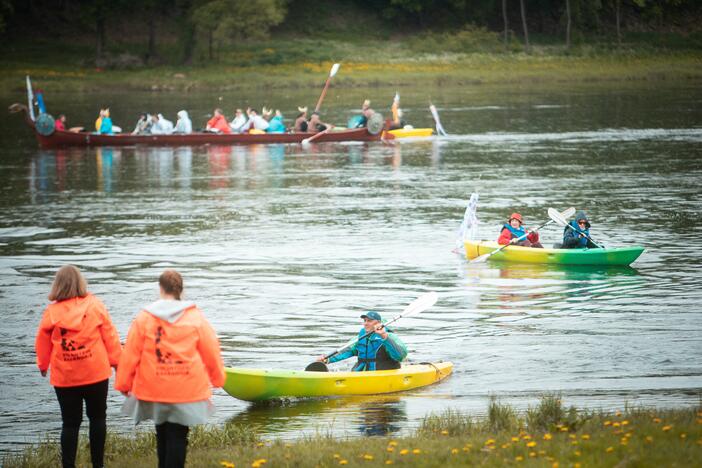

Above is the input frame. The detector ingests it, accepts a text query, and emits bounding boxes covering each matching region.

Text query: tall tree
[519,0,529,50]
[502,0,509,46]
[565,0,572,49]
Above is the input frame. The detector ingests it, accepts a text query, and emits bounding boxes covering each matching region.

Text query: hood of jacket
[177,110,190,120]
[573,210,590,228]
[143,299,195,323]
[48,295,96,331]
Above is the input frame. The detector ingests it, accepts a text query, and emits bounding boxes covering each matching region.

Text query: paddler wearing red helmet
[497,212,544,248]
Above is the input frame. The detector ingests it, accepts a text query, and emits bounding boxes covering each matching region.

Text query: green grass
[4,397,702,467]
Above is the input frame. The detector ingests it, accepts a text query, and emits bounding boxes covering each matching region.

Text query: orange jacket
[115,301,225,403]
[207,114,232,134]
[35,294,122,387]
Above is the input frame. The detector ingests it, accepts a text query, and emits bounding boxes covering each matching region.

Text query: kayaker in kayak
[54,114,67,131]
[229,108,247,133]
[316,311,408,371]
[497,212,543,248]
[307,111,330,134]
[116,269,225,468]
[35,265,122,468]
[294,106,308,132]
[562,210,600,249]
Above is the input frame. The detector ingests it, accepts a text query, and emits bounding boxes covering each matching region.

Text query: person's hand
[510,238,518,244]
[40,370,47,377]
[375,324,388,339]
[120,391,129,397]
[316,355,328,363]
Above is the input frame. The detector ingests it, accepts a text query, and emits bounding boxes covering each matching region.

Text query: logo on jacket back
[60,327,91,361]
[155,326,183,364]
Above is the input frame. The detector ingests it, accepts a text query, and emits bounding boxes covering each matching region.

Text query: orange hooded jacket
[115,300,225,403]
[35,294,122,387]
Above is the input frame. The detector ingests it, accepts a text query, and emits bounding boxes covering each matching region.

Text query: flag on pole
[26,76,35,121]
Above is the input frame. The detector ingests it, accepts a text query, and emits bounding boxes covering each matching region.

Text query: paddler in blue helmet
[317,311,408,371]
[562,210,600,249]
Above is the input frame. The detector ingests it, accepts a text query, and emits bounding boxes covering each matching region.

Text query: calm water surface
[0,82,701,452]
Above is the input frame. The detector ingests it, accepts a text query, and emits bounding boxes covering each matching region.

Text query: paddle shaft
[315,77,333,112]
[302,127,332,145]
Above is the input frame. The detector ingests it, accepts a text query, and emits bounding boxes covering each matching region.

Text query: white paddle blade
[562,207,576,219]
[548,207,569,227]
[400,291,438,318]
[330,63,340,77]
[470,253,491,263]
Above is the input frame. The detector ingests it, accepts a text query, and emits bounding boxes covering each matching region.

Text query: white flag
[456,193,479,253]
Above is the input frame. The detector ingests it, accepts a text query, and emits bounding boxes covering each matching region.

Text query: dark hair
[159,269,183,300]
[249,109,258,114]
[49,265,88,302]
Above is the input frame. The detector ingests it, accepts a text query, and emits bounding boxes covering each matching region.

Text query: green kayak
[465,241,645,266]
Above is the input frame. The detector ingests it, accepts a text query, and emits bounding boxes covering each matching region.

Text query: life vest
[35,294,122,387]
[501,223,526,239]
[353,329,403,372]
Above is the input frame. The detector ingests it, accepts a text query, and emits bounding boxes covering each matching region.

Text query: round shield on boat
[35,113,56,136]
[366,113,384,135]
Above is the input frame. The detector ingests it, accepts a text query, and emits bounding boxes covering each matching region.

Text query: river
[0,81,701,452]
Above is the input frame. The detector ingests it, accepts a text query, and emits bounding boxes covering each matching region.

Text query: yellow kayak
[388,128,434,138]
[223,362,453,402]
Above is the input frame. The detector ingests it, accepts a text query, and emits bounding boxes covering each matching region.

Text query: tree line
[1,0,699,64]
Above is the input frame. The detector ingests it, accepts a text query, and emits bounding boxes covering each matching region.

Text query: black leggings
[155,422,190,468]
[54,379,108,468]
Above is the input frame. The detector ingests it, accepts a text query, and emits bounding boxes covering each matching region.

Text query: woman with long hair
[35,265,122,468]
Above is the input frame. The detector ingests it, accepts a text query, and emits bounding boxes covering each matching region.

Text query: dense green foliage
[1,0,700,66]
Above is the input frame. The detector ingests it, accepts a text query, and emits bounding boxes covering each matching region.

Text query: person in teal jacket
[563,210,599,249]
[317,311,408,371]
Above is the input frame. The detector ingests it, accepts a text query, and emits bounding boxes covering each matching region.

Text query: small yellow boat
[223,362,453,402]
[387,128,434,138]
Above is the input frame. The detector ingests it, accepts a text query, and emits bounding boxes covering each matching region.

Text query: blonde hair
[159,269,183,300]
[48,265,88,302]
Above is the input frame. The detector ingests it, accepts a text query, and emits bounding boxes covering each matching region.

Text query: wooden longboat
[10,104,385,148]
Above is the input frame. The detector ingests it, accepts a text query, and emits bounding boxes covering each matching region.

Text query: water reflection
[227,396,407,438]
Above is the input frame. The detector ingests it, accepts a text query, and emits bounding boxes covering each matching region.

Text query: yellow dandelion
[527,441,537,448]
[462,447,471,452]
[625,432,632,438]
[529,451,537,457]
[339,460,348,466]
[612,422,621,428]
[574,450,581,456]
[604,421,612,426]
[538,450,546,456]
[581,434,590,440]
[485,439,496,445]
[522,434,532,440]
[220,462,235,468]
[387,447,394,452]
[680,433,687,439]
[552,463,559,468]
[620,439,628,445]
[571,441,579,446]
[621,420,629,426]
[515,455,524,462]
[333,454,341,459]
[388,441,398,447]
[653,417,662,423]
[559,426,568,432]
[441,430,449,435]
[606,446,614,453]
[543,433,553,440]
[363,454,374,460]
[512,436,520,442]
[568,434,576,440]
[399,449,409,455]
[662,425,672,431]
[412,449,421,455]
[451,448,459,454]
[646,436,653,443]
[386,461,394,465]
[575,464,581,468]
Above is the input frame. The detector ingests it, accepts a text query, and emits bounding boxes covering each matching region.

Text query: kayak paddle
[305,291,439,372]
[314,63,340,113]
[547,207,603,248]
[470,207,576,263]
[301,126,333,146]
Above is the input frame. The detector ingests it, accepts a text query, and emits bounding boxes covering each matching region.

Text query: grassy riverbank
[2,38,701,94]
[5,396,701,467]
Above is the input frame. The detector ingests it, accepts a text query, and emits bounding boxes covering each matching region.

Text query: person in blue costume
[98,108,114,135]
[562,210,600,249]
[317,311,408,371]
[266,110,286,133]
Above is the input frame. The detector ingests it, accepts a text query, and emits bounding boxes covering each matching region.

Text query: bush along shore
[4,395,701,467]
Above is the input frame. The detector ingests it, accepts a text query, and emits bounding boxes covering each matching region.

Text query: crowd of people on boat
[54,96,412,138]
[35,265,407,468]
